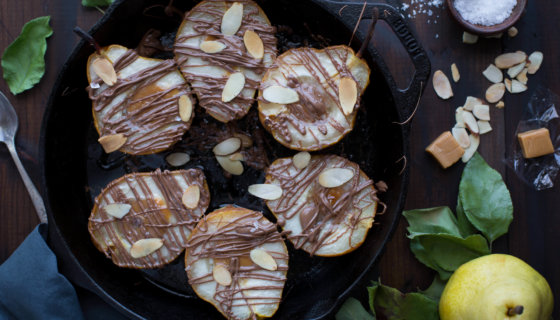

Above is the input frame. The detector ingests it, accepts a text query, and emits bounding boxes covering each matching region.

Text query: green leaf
[456,197,476,237]
[410,233,490,280]
[82,0,113,7]
[367,281,439,320]
[1,16,53,95]
[336,297,374,320]
[421,275,447,300]
[459,152,513,243]
[403,207,462,238]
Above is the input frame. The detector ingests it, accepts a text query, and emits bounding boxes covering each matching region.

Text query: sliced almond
[461,134,480,163]
[103,203,132,219]
[511,79,528,93]
[292,151,311,169]
[504,78,512,93]
[451,63,460,82]
[496,101,505,109]
[130,238,163,258]
[222,72,245,102]
[262,85,299,104]
[463,96,483,111]
[233,133,253,148]
[473,104,490,121]
[455,107,466,128]
[213,264,232,286]
[507,26,518,37]
[527,51,543,74]
[178,95,193,122]
[485,83,505,103]
[462,32,478,44]
[182,185,200,209]
[516,68,528,84]
[228,152,244,161]
[478,120,492,134]
[318,168,354,188]
[248,184,283,200]
[452,127,470,149]
[507,62,526,79]
[213,137,241,156]
[98,134,127,153]
[243,30,264,59]
[462,111,479,134]
[91,57,117,86]
[221,2,243,36]
[250,248,277,271]
[200,40,226,54]
[432,70,453,100]
[495,52,527,69]
[166,152,190,167]
[482,64,503,84]
[216,156,244,175]
[339,77,358,115]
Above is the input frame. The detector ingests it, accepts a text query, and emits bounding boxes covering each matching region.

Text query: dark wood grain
[0,0,557,318]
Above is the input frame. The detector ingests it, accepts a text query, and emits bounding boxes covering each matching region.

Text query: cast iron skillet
[40,0,430,319]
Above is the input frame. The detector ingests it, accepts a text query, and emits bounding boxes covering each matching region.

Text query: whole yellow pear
[439,254,553,320]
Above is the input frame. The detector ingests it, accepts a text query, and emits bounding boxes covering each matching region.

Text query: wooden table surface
[0,0,558,318]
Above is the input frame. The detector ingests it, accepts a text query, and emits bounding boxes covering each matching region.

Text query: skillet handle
[314,1,431,126]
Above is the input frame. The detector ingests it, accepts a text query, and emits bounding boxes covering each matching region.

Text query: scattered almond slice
[511,79,528,93]
[213,264,232,286]
[216,156,244,175]
[496,101,505,109]
[507,27,518,37]
[292,151,311,169]
[516,68,528,84]
[250,248,277,271]
[222,72,245,102]
[462,111,479,134]
[339,77,358,115]
[452,127,470,149]
[507,62,526,79]
[213,137,242,156]
[166,152,190,166]
[462,32,478,44]
[504,79,512,93]
[178,95,193,122]
[221,2,243,36]
[130,238,163,258]
[486,83,506,103]
[462,134,480,163]
[451,63,460,82]
[243,30,264,59]
[473,104,490,121]
[478,120,492,134]
[482,64,503,83]
[318,168,354,188]
[228,152,244,161]
[495,51,527,69]
[463,96,483,111]
[98,134,127,153]
[91,57,117,86]
[432,70,453,100]
[182,185,200,209]
[248,184,283,200]
[262,85,299,104]
[233,133,253,148]
[455,107,466,128]
[527,51,543,74]
[200,40,226,54]
[103,203,132,219]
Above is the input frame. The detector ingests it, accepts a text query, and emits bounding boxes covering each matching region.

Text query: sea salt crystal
[400,0,443,22]
[454,0,517,26]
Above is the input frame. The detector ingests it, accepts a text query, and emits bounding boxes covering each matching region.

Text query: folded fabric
[0,224,84,320]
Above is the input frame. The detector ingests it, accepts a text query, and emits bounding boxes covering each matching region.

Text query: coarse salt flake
[453,0,516,26]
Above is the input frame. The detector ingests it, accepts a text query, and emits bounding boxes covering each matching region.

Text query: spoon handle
[6,141,48,224]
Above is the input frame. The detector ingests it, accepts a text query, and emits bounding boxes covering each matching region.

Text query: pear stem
[507,305,524,316]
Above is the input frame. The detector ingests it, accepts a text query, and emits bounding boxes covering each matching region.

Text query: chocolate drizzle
[87,47,194,155]
[174,0,277,123]
[88,169,210,269]
[265,154,379,256]
[186,206,288,319]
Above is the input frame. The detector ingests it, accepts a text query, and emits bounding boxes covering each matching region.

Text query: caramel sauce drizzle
[88,169,209,269]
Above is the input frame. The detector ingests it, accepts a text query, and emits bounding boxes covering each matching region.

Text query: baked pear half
[258,46,370,151]
[87,44,195,155]
[88,169,209,269]
[185,206,288,319]
[264,154,379,256]
[174,0,277,122]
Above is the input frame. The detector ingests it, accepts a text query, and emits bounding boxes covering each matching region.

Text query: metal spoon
[0,91,47,223]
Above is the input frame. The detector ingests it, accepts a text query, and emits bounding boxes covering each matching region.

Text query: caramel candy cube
[426,131,465,169]
[517,128,555,158]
